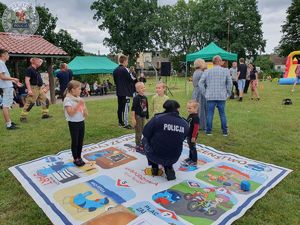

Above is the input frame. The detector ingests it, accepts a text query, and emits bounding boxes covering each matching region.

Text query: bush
[261,70,282,79]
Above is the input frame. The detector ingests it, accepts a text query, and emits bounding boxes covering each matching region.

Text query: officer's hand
[191,137,196,143]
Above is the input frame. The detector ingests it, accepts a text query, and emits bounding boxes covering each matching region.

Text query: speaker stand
[165,76,173,97]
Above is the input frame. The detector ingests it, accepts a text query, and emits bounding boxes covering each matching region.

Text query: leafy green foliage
[35,6,58,43]
[278,0,300,56]
[91,0,159,61]
[254,55,274,71]
[155,0,265,58]
[53,29,85,59]
[0,2,6,32]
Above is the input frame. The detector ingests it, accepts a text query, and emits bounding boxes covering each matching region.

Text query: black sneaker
[78,158,86,166]
[11,122,18,126]
[165,167,176,181]
[119,122,125,127]
[20,117,27,123]
[42,115,52,119]
[74,159,83,167]
[7,124,19,130]
[238,97,243,102]
[182,158,192,165]
[136,145,146,155]
[124,124,133,129]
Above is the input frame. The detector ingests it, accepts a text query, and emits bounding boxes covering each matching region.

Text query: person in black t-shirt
[131,82,149,152]
[249,63,260,100]
[56,63,73,101]
[237,58,248,101]
[20,58,51,122]
[182,100,200,166]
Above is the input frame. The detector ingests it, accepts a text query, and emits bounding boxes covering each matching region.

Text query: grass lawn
[0,77,299,225]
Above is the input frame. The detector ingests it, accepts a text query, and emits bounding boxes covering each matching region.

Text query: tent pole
[185,62,188,95]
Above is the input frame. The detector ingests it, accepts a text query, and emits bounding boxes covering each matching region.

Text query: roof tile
[0,32,68,56]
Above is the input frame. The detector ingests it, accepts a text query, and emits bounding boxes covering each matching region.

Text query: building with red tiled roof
[0,32,68,57]
[0,32,69,103]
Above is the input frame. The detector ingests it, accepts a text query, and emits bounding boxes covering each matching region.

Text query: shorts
[238,79,246,91]
[250,80,258,90]
[1,87,14,107]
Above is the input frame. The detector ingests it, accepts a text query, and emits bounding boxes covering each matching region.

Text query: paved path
[54,92,155,104]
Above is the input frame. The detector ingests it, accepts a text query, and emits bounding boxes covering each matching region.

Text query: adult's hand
[28,90,33,96]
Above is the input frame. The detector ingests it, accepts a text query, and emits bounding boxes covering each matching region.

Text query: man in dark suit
[113,55,135,129]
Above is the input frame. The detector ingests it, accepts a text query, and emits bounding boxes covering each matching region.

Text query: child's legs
[77,121,85,159]
[187,137,197,162]
[135,115,143,146]
[68,121,81,160]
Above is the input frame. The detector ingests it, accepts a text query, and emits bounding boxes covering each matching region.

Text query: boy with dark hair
[131,82,149,152]
[183,100,200,166]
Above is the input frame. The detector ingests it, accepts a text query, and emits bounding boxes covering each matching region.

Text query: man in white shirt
[0,49,21,130]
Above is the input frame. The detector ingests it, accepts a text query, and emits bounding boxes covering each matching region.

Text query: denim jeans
[206,100,227,134]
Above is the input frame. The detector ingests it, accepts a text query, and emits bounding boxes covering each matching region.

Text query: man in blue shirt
[56,63,73,101]
[0,49,21,130]
[142,100,188,181]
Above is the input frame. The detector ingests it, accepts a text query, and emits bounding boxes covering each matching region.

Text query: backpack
[282,98,293,105]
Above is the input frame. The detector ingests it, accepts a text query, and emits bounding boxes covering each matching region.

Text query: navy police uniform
[142,111,189,168]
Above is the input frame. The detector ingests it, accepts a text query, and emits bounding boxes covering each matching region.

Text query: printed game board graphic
[32,156,97,188]
[196,163,267,194]
[152,180,237,225]
[129,201,186,225]
[53,175,136,222]
[83,147,136,169]
[85,205,137,225]
[9,134,292,225]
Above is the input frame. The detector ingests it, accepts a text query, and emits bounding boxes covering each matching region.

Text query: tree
[278,0,300,56]
[53,29,85,59]
[0,2,6,32]
[91,0,159,62]
[254,55,274,72]
[158,0,265,59]
[35,6,58,43]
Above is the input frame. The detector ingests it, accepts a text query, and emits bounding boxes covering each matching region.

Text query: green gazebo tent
[56,56,118,75]
[184,42,237,94]
[186,42,237,62]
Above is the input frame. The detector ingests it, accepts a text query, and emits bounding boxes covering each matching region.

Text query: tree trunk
[47,58,56,104]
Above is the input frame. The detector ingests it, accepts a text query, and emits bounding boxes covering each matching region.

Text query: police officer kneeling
[142,100,188,181]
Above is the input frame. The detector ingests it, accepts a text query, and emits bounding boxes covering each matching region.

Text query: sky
[0,0,292,55]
